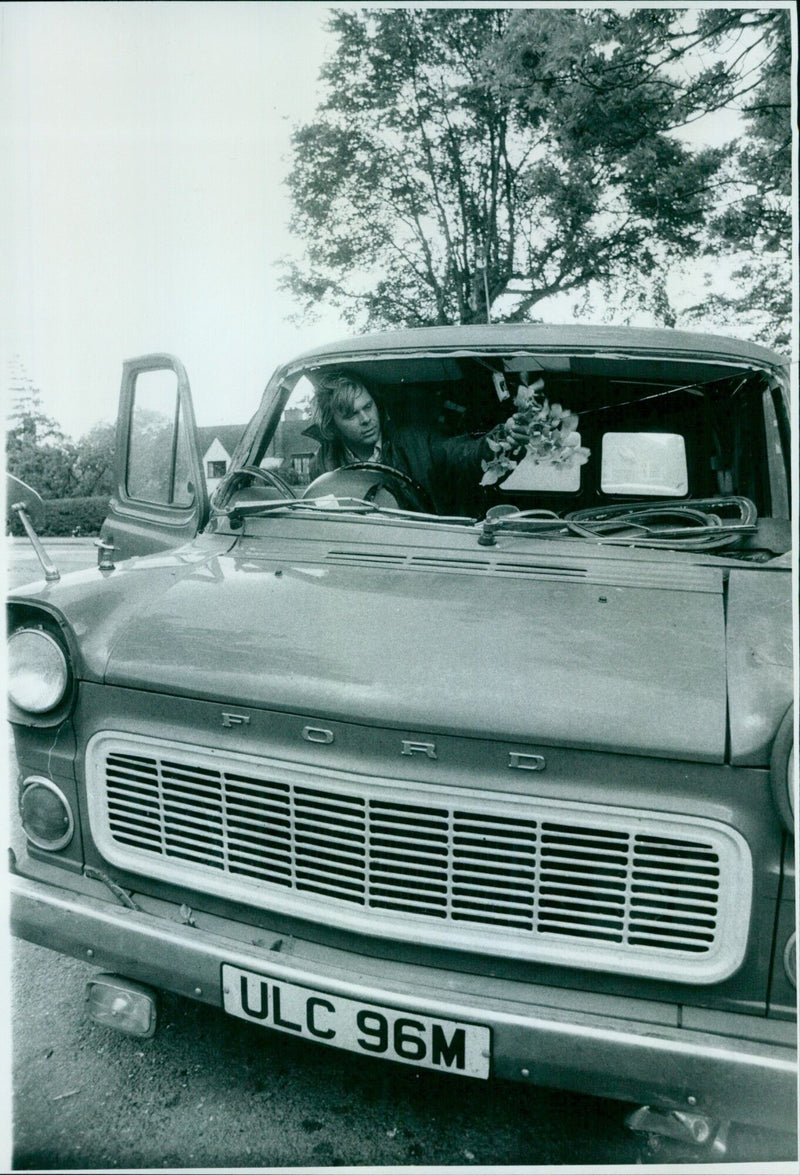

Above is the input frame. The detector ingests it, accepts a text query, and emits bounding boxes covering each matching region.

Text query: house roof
[196,425,247,457]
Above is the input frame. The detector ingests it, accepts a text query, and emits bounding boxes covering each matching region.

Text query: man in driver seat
[306,371,527,515]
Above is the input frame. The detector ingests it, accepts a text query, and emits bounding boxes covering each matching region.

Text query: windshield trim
[220,496,477,528]
[278,346,781,385]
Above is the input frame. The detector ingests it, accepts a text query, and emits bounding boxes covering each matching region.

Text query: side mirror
[7,474,45,532]
[7,474,59,582]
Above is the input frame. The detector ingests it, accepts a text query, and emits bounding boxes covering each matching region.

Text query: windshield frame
[213,334,790,552]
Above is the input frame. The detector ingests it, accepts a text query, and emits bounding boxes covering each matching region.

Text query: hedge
[6,496,110,537]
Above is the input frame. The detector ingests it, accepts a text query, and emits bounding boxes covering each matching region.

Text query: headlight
[770,705,795,833]
[7,628,69,713]
[788,744,796,818]
[20,777,74,850]
[785,932,797,989]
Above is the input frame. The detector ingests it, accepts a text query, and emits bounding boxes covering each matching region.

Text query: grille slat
[108,796,159,815]
[228,811,290,834]
[110,829,161,850]
[453,891,534,911]
[372,877,448,897]
[228,832,291,856]
[296,860,366,885]
[107,768,158,785]
[94,742,750,979]
[163,829,223,852]
[373,863,447,884]
[372,894,447,913]
[453,876,534,895]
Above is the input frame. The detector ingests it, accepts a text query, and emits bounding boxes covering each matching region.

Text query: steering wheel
[302,462,436,514]
[211,464,297,510]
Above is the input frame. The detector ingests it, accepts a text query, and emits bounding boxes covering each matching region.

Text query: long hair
[311,372,386,442]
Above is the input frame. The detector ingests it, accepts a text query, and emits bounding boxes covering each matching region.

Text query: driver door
[100,354,209,562]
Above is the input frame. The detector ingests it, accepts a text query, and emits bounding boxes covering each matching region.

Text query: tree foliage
[6,362,78,499]
[6,496,110,538]
[282,7,791,342]
[72,421,117,497]
[6,359,119,501]
[681,9,791,348]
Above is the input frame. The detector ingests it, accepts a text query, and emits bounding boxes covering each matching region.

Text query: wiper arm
[224,497,475,526]
[224,496,373,520]
[477,509,570,545]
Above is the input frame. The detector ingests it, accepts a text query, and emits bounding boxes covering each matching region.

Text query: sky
[4,1,345,438]
[2,1,794,441]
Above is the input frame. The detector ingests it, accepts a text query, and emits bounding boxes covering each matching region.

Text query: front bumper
[11,866,797,1131]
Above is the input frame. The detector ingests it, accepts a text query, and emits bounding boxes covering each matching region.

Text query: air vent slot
[324,548,591,579]
[320,548,722,592]
[325,550,407,569]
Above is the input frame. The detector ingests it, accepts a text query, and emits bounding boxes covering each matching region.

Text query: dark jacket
[307,423,490,515]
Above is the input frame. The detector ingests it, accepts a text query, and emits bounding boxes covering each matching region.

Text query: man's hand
[504,415,530,447]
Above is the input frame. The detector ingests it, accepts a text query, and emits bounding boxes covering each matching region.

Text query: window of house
[207,460,227,479]
[291,453,314,480]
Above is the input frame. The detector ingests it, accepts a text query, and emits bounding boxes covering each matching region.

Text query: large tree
[72,421,117,497]
[6,361,78,499]
[282,7,790,336]
[681,9,792,349]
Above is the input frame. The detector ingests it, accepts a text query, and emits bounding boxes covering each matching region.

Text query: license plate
[222,964,491,1079]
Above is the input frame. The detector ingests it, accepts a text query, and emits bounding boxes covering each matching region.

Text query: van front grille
[88,734,751,984]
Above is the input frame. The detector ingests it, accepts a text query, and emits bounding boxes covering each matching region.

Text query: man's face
[333,388,381,454]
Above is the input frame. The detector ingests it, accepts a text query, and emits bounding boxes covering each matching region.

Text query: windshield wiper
[223,497,476,527]
[477,499,759,552]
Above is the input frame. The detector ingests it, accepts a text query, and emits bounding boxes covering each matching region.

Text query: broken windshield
[211,337,789,558]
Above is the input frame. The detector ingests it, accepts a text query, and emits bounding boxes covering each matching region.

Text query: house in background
[263,407,317,485]
[195,425,247,495]
[196,410,317,495]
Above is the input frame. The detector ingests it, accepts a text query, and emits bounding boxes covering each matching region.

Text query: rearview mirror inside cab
[601,432,688,497]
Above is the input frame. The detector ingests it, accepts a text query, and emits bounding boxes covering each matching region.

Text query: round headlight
[770,706,795,834]
[788,744,795,818]
[8,628,69,713]
[784,932,796,989]
[20,777,74,851]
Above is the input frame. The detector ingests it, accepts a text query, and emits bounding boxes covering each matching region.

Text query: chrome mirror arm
[11,501,60,582]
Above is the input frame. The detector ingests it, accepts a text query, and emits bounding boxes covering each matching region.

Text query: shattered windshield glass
[210,344,789,558]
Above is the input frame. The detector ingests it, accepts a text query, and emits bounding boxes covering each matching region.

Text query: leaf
[480,455,518,485]
[480,467,503,486]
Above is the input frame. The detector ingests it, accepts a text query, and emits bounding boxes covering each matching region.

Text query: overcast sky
[3,2,790,441]
[4,1,345,438]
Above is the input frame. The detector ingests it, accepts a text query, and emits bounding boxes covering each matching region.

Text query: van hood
[86,539,733,762]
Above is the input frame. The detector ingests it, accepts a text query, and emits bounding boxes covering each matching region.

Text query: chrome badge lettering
[221,712,251,728]
[302,725,334,745]
[508,752,546,771]
[401,740,437,760]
